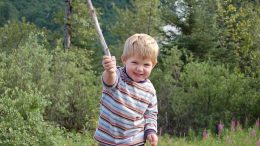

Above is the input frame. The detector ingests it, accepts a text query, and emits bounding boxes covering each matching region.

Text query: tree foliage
[214,0,260,75]
[107,0,162,58]
[46,47,100,131]
[161,0,260,75]
[152,50,259,135]
[0,22,100,144]
[0,88,66,146]
[0,1,18,26]
[0,1,259,144]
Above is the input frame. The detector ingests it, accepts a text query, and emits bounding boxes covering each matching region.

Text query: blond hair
[122,33,159,64]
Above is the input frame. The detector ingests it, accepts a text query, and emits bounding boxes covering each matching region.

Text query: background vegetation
[0,0,259,145]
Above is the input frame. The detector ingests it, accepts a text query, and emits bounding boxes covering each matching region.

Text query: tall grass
[156,122,260,146]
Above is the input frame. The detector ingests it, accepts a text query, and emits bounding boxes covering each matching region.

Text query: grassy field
[154,126,259,146]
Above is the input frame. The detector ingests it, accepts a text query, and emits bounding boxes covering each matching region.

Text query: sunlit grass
[157,126,259,146]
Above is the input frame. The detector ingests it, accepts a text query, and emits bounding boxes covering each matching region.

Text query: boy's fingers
[103,55,115,59]
[147,134,158,146]
[102,55,116,73]
[147,135,153,142]
[103,56,115,64]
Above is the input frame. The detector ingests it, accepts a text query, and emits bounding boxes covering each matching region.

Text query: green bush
[0,21,49,54]
[0,88,66,146]
[0,32,51,93]
[175,62,259,132]
[0,28,100,145]
[46,47,101,131]
[152,47,259,135]
[0,27,101,132]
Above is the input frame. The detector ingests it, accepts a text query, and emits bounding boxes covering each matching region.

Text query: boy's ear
[152,62,157,68]
[121,56,126,65]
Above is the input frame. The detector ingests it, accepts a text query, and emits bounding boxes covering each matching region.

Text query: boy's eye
[132,61,137,64]
[144,63,151,67]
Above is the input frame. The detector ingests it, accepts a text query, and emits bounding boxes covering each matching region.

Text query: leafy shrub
[0,88,66,146]
[46,47,101,131]
[152,47,259,135]
[0,28,100,145]
[0,20,49,54]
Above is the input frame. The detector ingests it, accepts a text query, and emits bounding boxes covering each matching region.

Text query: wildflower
[256,139,260,146]
[216,120,224,136]
[237,121,242,131]
[226,136,231,145]
[256,119,260,128]
[251,129,256,137]
[231,120,236,133]
[203,129,208,140]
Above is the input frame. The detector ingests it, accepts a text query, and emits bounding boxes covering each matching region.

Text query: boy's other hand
[102,55,116,73]
[147,133,158,146]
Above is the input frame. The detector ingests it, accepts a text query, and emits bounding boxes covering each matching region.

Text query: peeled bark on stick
[86,0,111,56]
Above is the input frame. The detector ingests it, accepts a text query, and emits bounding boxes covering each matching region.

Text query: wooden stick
[86,0,111,56]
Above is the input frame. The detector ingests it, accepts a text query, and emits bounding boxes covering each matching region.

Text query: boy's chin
[132,78,145,82]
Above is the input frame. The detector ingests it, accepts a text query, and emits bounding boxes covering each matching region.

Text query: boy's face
[122,55,156,82]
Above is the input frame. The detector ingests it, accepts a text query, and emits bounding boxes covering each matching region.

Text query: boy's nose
[136,65,143,72]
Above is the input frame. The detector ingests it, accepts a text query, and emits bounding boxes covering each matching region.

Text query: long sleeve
[144,94,158,133]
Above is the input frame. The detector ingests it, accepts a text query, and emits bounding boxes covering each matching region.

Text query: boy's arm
[102,55,117,86]
[144,94,158,144]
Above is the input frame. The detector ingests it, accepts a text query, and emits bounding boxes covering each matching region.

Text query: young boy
[94,33,159,146]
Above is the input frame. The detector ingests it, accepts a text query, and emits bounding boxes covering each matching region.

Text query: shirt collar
[122,67,147,83]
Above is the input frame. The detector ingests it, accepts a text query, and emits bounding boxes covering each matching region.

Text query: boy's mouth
[133,72,143,76]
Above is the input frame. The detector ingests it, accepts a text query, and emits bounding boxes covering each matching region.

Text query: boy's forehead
[128,55,153,61]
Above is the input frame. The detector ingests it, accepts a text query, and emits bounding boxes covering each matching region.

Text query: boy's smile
[122,55,155,82]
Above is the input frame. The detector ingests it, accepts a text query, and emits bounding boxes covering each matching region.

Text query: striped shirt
[94,67,158,146]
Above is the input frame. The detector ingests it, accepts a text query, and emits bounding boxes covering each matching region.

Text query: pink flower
[236,121,242,131]
[226,136,231,145]
[256,119,260,128]
[203,129,208,140]
[217,121,224,136]
[231,120,236,133]
[251,129,256,137]
[256,139,260,146]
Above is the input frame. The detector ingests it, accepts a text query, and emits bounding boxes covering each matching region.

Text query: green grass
[156,127,259,146]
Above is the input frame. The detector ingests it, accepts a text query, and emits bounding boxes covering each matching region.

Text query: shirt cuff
[144,129,156,140]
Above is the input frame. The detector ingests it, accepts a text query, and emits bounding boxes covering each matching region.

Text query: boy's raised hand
[147,133,158,146]
[102,55,117,86]
[102,55,116,73]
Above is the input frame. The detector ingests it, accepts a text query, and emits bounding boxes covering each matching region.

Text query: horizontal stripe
[107,88,149,112]
[103,89,144,114]
[101,95,143,118]
[95,136,115,146]
[98,125,144,139]
[100,114,129,131]
[148,103,158,108]
[101,100,142,121]
[124,80,155,95]
[144,115,157,119]
[95,67,157,145]
[100,113,144,130]
[99,115,144,136]
[117,81,154,103]
[98,126,128,139]
[95,136,145,146]
[95,130,145,146]
[100,106,144,127]
[116,85,150,104]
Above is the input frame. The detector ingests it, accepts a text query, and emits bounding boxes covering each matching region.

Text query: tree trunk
[64,0,72,49]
